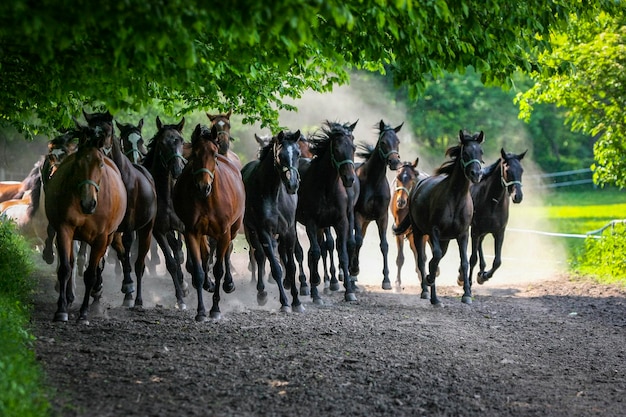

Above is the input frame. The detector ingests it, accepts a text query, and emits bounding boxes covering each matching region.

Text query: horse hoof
[209,311,221,320]
[177,302,187,311]
[382,280,392,290]
[323,287,332,295]
[122,297,134,308]
[420,291,430,300]
[344,292,357,302]
[279,306,291,313]
[77,316,90,325]
[353,283,362,293]
[477,273,488,285]
[292,304,305,313]
[456,277,464,287]
[195,314,207,322]
[223,282,235,294]
[257,292,268,306]
[432,301,444,308]
[43,252,54,265]
[53,312,68,322]
[329,281,340,291]
[300,285,310,296]
[313,297,324,306]
[462,295,473,304]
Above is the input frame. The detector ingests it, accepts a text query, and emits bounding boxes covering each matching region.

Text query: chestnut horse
[242,130,303,312]
[465,148,526,285]
[295,120,360,303]
[394,130,484,306]
[350,120,403,290]
[142,117,189,309]
[45,126,127,323]
[173,123,245,321]
[83,110,158,308]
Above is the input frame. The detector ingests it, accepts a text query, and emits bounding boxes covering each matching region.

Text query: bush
[576,222,626,285]
[0,219,50,417]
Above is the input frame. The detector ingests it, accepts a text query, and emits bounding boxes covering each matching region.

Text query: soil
[30,252,626,417]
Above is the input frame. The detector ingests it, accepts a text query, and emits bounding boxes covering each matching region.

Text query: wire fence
[526,168,594,189]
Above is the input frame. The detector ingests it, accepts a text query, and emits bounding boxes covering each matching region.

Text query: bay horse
[83,110,158,308]
[296,120,360,303]
[173,123,245,321]
[394,130,484,306]
[464,148,526,285]
[45,125,127,323]
[390,158,430,290]
[350,120,403,290]
[143,116,189,309]
[0,181,23,203]
[242,130,303,312]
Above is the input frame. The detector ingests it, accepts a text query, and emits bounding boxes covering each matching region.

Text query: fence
[526,168,594,189]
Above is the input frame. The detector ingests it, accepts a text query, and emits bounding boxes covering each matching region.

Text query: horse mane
[481,158,501,179]
[258,141,273,161]
[356,143,375,161]
[27,157,46,217]
[434,144,461,175]
[308,121,350,158]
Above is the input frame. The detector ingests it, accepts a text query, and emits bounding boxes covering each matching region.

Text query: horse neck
[318,146,342,188]
[258,153,283,195]
[484,162,509,205]
[149,153,174,199]
[360,143,387,180]
[448,158,472,194]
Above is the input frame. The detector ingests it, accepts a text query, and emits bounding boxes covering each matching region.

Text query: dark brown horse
[173,123,245,321]
[394,130,484,306]
[390,158,430,290]
[296,120,360,303]
[45,125,127,323]
[350,120,403,290]
[242,130,303,312]
[143,116,189,309]
[116,118,147,164]
[464,148,526,285]
[83,110,158,308]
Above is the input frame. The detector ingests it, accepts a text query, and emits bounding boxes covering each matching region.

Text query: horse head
[326,120,358,188]
[459,130,484,184]
[378,120,403,170]
[155,116,186,179]
[394,158,420,210]
[207,110,232,156]
[73,140,106,215]
[189,123,218,197]
[116,119,146,164]
[83,110,115,156]
[273,130,302,195]
[501,148,527,204]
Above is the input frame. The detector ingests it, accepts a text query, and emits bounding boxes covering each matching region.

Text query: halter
[160,147,186,168]
[77,179,100,193]
[501,161,522,189]
[329,140,355,171]
[273,142,300,182]
[193,167,215,181]
[122,131,144,163]
[460,144,481,181]
[378,128,399,161]
[394,185,411,196]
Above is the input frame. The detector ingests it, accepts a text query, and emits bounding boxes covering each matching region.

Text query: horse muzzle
[80,199,97,214]
[511,186,523,204]
[197,183,212,198]
[396,197,408,210]
[388,157,402,171]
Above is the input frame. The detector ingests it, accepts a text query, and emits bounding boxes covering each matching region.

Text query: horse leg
[117,231,136,307]
[395,234,405,290]
[349,214,365,283]
[154,231,186,310]
[323,228,339,290]
[209,236,231,320]
[132,224,153,308]
[464,231,480,286]
[412,231,429,300]
[185,232,206,321]
[376,215,391,290]
[43,223,55,264]
[305,224,323,304]
[334,221,357,302]
[478,231,504,284]
[200,238,216,293]
[319,231,330,290]
[455,231,472,304]
[248,229,268,305]
[294,238,309,296]
[260,231,290,312]
[147,238,161,275]
[78,235,109,324]
[281,230,304,313]
[53,229,73,322]
[77,241,88,277]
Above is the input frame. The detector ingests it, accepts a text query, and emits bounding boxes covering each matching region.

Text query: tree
[0,1,616,137]
[517,10,626,188]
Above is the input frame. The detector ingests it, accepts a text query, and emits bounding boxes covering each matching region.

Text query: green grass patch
[0,219,50,417]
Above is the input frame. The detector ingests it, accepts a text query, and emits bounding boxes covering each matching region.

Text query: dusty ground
[30,246,626,417]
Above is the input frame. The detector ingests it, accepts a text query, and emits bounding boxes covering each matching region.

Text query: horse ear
[138,118,144,130]
[519,150,528,160]
[294,130,301,141]
[226,109,232,119]
[501,148,507,160]
[177,117,185,132]
[156,116,163,130]
[349,120,358,132]
[206,112,216,122]
[105,110,113,121]
[379,120,385,131]
[254,133,263,145]
[394,122,404,133]
[115,120,122,131]
[477,131,485,143]
[277,131,285,142]
[459,130,464,142]
[413,157,419,168]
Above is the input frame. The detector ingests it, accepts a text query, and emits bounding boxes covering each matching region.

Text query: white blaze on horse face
[217,120,226,128]
[128,132,141,148]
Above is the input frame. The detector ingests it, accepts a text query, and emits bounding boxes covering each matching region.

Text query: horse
[0,181,23,203]
[242,130,304,312]
[390,158,431,290]
[296,120,360,303]
[44,125,127,323]
[173,123,245,321]
[350,120,403,290]
[143,116,189,309]
[116,118,147,164]
[393,130,484,306]
[464,148,526,286]
[83,110,158,308]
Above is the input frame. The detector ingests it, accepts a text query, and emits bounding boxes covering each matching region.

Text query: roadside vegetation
[0,219,50,417]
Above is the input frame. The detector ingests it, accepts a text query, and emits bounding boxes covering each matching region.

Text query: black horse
[143,116,189,309]
[242,130,304,312]
[464,148,526,285]
[394,130,484,306]
[296,120,360,303]
[350,120,403,290]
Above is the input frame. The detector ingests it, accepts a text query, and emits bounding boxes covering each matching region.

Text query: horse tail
[392,213,411,236]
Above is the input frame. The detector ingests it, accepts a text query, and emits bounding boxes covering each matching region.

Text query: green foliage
[517,10,626,188]
[577,223,626,285]
[0,0,615,137]
[0,220,50,417]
